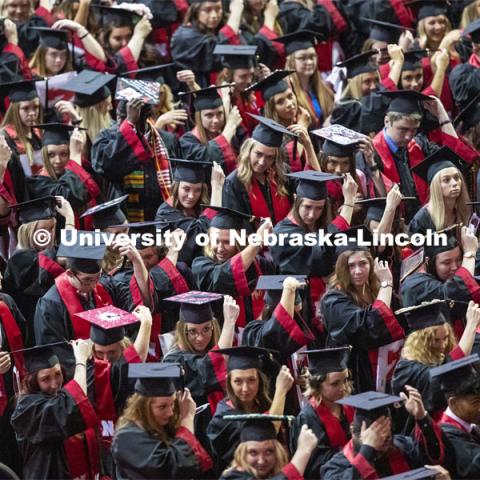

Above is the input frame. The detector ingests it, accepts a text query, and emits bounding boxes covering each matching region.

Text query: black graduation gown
[10,380,99,480]
[16,15,48,58]
[321,289,405,393]
[220,463,303,480]
[91,122,180,221]
[290,402,352,478]
[112,422,213,479]
[408,207,436,235]
[278,1,333,36]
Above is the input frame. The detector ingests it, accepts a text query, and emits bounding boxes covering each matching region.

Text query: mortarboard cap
[379,89,431,114]
[122,63,176,83]
[57,230,106,273]
[179,84,231,111]
[312,124,366,157]
[126,220,170,249]
[129,363,182,397]
[337,391,403,426]
[287,170,341,200]
[424,225,459,259]
[355,197,416,224]
[402,49,429,71]
[395,299,449,331]
[430,353,480,395]
[34,122,85,146]
[92,5,142,26]
[164,290,222,324]
[62,70,115,108]
[30,27,68,50]
[223,414,293,442]
[274,30,321,55]
[203,205,257,230]
[170,158,211,184]
[381,467,438,480]
[10,195,58,223]
[211,345,277,371]
[249,113,298,148]
[213,45,257,70]
[400,247,424,282]
[453,91,480,132]
[304,346,352,376]
[256,274,306,307]
[330,100,362,132]
[244,70,294,102]
[360,92,388,135]
[411,146,465,184]
[0,79,38,103]
[80,195,128,229]
[22,344,61,374]
[463,19,480,44]
[336,51,377,79]
[334,225,373,256]
[406,0,448,20]
[76,306,139,346]
[360,18,414,43]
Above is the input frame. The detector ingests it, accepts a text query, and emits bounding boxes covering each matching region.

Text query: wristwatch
[380,281,393,288]
[464,251,476,259]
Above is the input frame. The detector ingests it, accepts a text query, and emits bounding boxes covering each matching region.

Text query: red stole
[440,411,469,432]
[469,53,480,68]
[234,94,260,136]
[248,178,291,224]
[38,251,65,278]
[310,398,354,449]
[55,273,113,339]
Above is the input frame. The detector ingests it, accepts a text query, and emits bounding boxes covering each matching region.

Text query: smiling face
[37,364,63,396]
[244,440,277,479]
[423,15,448,44]
[400,68,424,92]
[177,181,203,210]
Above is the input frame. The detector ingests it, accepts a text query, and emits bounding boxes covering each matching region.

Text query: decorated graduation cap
[463,19,480,44]
[334,225,373,256]
[170,158,211,183]
[453,91,480,132]
[129,362,182,397]
[274,30,321,55]
[211,345,277,371]
[336,51,377,79]
[30,27,69,50]
[0,78,38,102]
[402,49,428,71]
[312,124,365,157]
[256,274,306,307]
[179,84,231,111]
[10,195,58,223]
[411,146,465,184]
[34,123,85,146]
[79,195,128,229]
[76,305,139,345]
[22,344,61,374]
[223,414,293,442]
[202,205,257,230]
[287,170,341,200]
[337,391,403,427]
[395,299,449,331]
[164,290,222,324]
[430,353,480,395]
[57,230,106,273]
[400,247,424,282]
[406,0,448,20]
[360,18,414,43]
[381,467,439,480]
[62,70,115,108]
[92,5,142,26]
[378,89,431,114]
[304,346,352,376]
[244,70,294,102]
[213,45,257,70]
[249,113,298,148]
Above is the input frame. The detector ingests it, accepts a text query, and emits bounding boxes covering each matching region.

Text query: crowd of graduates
[5,0,480,478]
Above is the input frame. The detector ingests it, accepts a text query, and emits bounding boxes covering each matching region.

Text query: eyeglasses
[73,272,101,286]
[186,325,213,338]
[294,55,316,63]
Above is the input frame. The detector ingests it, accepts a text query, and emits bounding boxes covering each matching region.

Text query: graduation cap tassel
[44,77,49,110]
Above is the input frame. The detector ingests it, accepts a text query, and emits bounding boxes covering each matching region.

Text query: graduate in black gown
[220,414,319,480]
[112,362,214,479]
[320,389,444,479]
[11,341,101,480]
[290,347,353,478]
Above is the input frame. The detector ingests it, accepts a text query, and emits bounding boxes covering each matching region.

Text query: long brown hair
[291,195,330,231]
[173,318,221,353]
[330,250,379,307]
[193,108,225,145]
[183,0,225,31]
[226,369,272,412]
[29,45,73,77]
[171,181,210,215]
[41,145,68,180]
[304,369,352,399]
[20,365,66,395]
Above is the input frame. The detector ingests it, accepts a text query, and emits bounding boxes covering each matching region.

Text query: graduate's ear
[384,116,389,128]
[447,395,456,410]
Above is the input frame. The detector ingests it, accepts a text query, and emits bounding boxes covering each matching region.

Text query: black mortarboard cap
[170,158,211,183]
[395,299,449,331]
[430,353,480,394]
[79,195,128,229]
[203,205,257,230]
[402,49,428,71]
[463,19,480,44]
[179,84,231,111]
[129,363,182,397]
[23,344,60,374]
[249,113,298,148]
[211,345,277,371]
[213,45,257,70]
[164,291,222,324]
[274,30,320,55]
[62,70,115,108]
[92,5,142,26]
[330,100,362,131]
[423,226,459,259]
[127,220,170,249]
[256,274,306,307]
[305,346,352,376]
[244,70,294,102]
[334,225,373,256]
[0,79,38,102]
[287,171,341,200]
[360,92,388,135]
[360,18,414,43]
[10,195,57,223]
[31,27,69,49]
[34,122,85,146]
[453,92,480,132]
[355,197,415,223]
[411,146,465,183]
[57,230,106,273]
[223,414,292,442]
[336,51,377,79]
[406,0,448,20]
[123,63,176,83]
[379,89,431,114]
[337,391,403,426]
[381,468,438,480]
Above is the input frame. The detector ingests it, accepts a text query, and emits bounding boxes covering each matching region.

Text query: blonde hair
[17,220,54,250]
[461,1,480,28]
[76,100,112,143]
[341,72,379,101]
[29,45,73,77]
[116,392,179,442]
[402,323,457,365]
[173,318,220,352]
[428,168,471,230]
[41,146,65,180]
[417,15,452,49]
[236,138,289,196]
[285,53,334,123]
[0,0,33,16]
[203,227,241,259]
